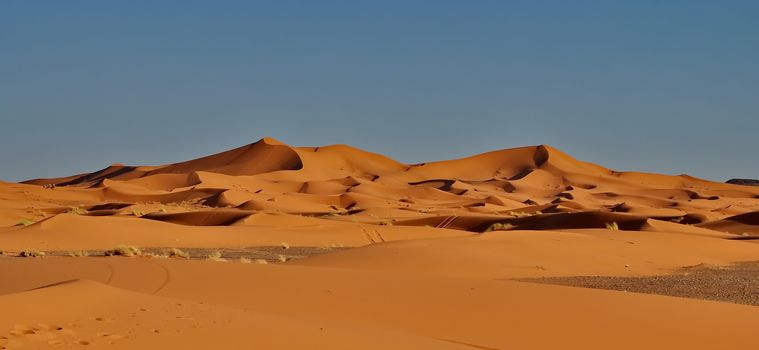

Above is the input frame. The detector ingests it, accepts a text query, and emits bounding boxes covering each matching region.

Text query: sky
[2,0,758,182]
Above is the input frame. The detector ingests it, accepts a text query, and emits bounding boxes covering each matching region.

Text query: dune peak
[257,136,288,146]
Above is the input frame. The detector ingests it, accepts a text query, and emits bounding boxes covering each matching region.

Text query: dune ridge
[8,137,759,235]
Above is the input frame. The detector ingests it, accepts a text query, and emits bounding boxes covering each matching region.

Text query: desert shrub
[281,242,291,250]
[606,222,619,230]
[277,254,289,263]
[105,245,142,257]
[239,257,252,264]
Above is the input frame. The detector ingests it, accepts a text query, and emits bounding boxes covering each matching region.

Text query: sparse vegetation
[105,245,142,257]
[255,259,268,264]
[281,242,291,250]
[67,250,89,257]
[19,250,46,258]
[239,257,252,264]
[207,251,226,262]
[16,218,35,226]
[510,210,542,218]
[378,219,394,226]
[606,222,620,230]
[165,248,190,259]
[67,207,88,215]
[485,222,515,232]
[277,254,289,263]
[131,208,144,217]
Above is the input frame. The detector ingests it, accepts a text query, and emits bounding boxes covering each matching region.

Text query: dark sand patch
[519,261,759,306]
[3,246,346,263]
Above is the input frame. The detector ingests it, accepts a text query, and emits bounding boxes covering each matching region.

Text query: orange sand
[2,137,759,349]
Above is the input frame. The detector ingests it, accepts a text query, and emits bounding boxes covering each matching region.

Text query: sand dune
[698,211,759,235]
[3,138,759,348]
[11,138,759,232]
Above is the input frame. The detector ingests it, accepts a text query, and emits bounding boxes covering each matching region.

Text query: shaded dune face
[9,138,759,234]
[149,137,304,176]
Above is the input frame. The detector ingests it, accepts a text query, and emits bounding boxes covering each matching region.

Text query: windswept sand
[2,137,759,349]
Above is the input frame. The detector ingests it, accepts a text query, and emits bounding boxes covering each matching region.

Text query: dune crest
[5,138,759,235]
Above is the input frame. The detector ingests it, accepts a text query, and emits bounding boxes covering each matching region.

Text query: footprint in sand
[12,325,35,333]
[9,326,35,337]
[73,339,91,345]
[96,332,124,339]
[56,326,76,335]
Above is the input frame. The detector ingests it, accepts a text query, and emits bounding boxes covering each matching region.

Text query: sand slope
[3,258,759,349]
[0,277,469,349]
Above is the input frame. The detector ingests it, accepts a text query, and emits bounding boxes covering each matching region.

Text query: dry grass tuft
[277,254,289,263]
[67,207,88,215]
[606,222,620,230]
[281,242,291,250]
[165,248,190,259]
[105,245,142,257]
[207,251,227,262]
[67,250,89,257]
[239,257,252,264]
[485,222,515,232]
[16,218,35,226]
[19,250,46,258]
[255,259,268,264]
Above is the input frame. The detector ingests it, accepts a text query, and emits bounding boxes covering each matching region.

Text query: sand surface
[2,138,759,349]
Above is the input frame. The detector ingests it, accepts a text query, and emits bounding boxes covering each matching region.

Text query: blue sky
[2,0,758,181]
